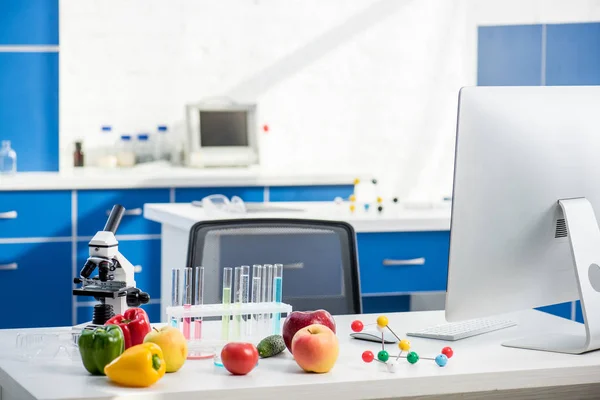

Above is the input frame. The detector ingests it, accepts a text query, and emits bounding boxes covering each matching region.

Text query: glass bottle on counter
[116,135,136,167]
[97,125,117,168]
[73,141,84,167]
[0,140,17,174]
[136,133,154,164]
[155,125,171,161]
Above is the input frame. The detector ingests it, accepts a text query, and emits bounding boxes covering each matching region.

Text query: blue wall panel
[0,52,59,171]
[477,24,543,86]
[0,0,59,45]
[546,22,600,85]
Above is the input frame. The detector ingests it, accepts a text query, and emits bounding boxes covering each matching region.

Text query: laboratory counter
[143,201,452,234]
[0,166,368,191]
[1,310,599,400]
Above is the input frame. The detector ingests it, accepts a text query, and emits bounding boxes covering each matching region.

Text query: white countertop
[0,165,367,191]
[1,310,599,400]
[144,201,452,233]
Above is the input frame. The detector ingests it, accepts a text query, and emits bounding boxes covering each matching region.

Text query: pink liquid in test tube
[194,266,204,340]
[183,304,191,339]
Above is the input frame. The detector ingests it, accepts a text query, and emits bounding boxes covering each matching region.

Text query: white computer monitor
[445,86,600,354]
[185,102,258,167]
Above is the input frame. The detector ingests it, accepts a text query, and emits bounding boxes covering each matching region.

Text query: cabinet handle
[106,208,142,216]
[0,262,18,270]
[134,265,143,273]
[0,211,17,219]
[382,258,425,266]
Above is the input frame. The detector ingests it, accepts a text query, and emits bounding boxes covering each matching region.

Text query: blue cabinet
[0,241,71,328]
[75,239,161,303]
[546,23,600,85]
[77,189,170,236]
[477,24,543,86]
[0,52,59,171]
[0,191,71,238]
[0,0,59,45]
[536,302,572,320]
[357,231,450,295]
[269,185,354,202]
[174,187,264,203]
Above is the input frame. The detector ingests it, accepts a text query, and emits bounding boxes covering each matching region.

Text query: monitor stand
[502,197,600,354]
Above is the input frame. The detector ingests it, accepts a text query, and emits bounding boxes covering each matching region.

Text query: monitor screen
[199,111,249,147]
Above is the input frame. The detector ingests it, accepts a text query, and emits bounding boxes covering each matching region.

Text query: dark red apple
[282,310,336,353]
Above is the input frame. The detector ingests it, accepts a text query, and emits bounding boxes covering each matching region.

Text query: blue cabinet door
[75,239,161,303]
[477,24,543,86]
[77,189,170,236]
[269,185,354,202]
[546,23,600,85]
[357,231,450,295]
[0,52,59,171]
[174,187,264,203]
[0,191,71,238]
[0,0,59,45]
[0,242,71,328]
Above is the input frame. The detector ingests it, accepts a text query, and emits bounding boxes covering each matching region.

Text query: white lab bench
[144,201,452,321]
[1,310,599,400]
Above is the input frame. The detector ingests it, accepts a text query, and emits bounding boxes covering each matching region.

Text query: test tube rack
[166,301,292,350]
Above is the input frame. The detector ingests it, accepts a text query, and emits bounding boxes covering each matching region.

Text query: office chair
[185,218,362,315]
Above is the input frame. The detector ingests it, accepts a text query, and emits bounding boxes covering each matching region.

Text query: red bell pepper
[105,308,151,349]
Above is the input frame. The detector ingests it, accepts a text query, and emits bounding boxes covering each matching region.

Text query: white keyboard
[406,318,517,341]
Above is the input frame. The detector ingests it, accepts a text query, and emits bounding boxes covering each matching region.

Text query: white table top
[143,201,452,233]
[0,165,366,191]
[1,310,598,400]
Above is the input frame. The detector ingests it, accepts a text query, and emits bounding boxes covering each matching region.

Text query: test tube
[260,265,269,336]
[183,267,193,339]
[241,265,250,337]
[221,267,233,341]
[251,265,262,336]
[273,264,283,333]
[233,266,242,340]
[193,266,204,340]
[171,268,180,328]
[265,264,274,334]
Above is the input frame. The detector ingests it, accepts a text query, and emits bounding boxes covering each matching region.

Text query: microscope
[73,204,150,325]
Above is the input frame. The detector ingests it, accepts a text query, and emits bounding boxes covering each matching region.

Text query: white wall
[58,0,600,200]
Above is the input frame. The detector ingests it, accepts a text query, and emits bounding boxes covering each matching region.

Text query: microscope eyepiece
[104,204,125,234]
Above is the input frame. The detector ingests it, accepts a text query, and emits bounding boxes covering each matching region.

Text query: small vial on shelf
[155,125,171,161]
[96,126,117,168]
[136,133,153,164]
[0,140,17,175]
[73,141,84,167]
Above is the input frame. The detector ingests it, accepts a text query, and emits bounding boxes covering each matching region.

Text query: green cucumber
[257,335,286,358]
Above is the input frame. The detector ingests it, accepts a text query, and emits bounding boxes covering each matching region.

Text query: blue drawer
[0,191,71,238]
[174,187,264,203]
[76,303,161,325]
[75,239,161,303]
[269,185,354,202]
[77,189,170,236]
[357,231,450,295]
[362,295,410,314]
[0,242,71,328]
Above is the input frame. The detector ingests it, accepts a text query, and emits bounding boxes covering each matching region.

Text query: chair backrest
[185,218,362,315]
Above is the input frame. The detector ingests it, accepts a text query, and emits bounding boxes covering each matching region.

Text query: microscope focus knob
[127,290,150,307]
[73,278,82,284]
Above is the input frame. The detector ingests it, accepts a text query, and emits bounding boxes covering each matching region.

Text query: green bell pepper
[78,325,125,375]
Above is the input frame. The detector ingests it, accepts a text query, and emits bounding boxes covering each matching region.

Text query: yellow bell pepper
[104,342,166,388]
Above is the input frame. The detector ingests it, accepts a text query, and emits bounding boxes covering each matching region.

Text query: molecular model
[351,316,454,373]
[335,178,399,214]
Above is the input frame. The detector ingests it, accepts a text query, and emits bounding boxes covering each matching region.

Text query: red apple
[291,324,339,373]
[282,310,336,353]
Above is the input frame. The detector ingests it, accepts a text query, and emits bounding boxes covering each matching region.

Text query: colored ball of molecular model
[351,316,454,373]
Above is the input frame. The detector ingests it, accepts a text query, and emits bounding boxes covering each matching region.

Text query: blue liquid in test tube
[273,264,283,334]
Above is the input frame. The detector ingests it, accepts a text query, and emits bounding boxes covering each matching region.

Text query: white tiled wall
[58,0,600,200]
